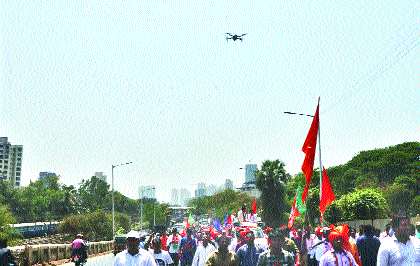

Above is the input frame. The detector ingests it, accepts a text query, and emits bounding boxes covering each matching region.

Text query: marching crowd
[113,211,420,266]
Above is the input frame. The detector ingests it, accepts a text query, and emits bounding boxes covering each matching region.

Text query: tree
[188,189,252,221]
[255,160,290,226]
[59,210,130,241]
[0,204,21,244]
[385,175,417,214]
[336,189,389,221]
[77,176,111,212]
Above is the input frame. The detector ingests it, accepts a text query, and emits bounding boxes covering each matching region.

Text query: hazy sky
[1,1,418,202]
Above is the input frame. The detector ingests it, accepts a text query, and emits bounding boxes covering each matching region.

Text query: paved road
[62,253,114,265]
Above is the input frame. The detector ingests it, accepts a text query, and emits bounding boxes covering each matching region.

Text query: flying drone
[225,33,247,42]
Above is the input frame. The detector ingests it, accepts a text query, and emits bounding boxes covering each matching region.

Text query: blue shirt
[179,237,197,263]
[237,243,265,266]
[356,233,381,266]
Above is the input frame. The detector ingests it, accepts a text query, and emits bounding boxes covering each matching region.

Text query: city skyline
[1,1,418,203]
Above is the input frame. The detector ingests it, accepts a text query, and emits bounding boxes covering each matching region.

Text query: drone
[225,33,247,42]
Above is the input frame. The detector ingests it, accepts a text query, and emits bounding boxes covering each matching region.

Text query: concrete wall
[10,240,114,265]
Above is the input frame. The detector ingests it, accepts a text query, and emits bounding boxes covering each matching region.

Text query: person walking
[114,230,157,266]
[167,228,181,266]
[0,237,16,266]
[192,232,216,266]
[377,214,420,265]
[205,234,239,266]
[236,230,265,266]
[178,228,197,266]
[356,225,380,266]
[319,228,358,266]
[257,227,295,266]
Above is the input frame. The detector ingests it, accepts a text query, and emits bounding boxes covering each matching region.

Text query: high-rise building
[0,137,23,186]
[195,182,206,198]
[39,172,57,180]
[179,188,191,206]
[224,179,234,190]
[139,185,156,199]
[245,164,257,184]
[171,189,179,205]
[94,172,107,182]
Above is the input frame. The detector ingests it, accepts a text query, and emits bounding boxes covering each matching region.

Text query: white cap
[126,230,140,239]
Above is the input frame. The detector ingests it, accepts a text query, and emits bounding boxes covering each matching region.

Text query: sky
[1,1,419,203]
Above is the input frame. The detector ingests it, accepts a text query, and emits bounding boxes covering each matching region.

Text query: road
[62,253,114,265]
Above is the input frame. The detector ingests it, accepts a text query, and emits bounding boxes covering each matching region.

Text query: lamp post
[112,161,133,239]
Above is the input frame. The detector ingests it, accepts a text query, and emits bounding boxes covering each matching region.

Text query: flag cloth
[288,194,300,229]
[251,198,257,214]
[213,218,222,232]
[295,186,306,214]
[319,167,335,214]
[188,213,195,225]
[301,102,320,202]
[227,214,232,225]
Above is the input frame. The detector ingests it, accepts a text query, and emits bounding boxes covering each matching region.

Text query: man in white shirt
[150,237,174,266]
[319,228,358,266]
[192,232,216,266]
[114,230,157,266]
[377,214,420,266]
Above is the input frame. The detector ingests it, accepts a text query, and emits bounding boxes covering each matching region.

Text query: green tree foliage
[324,189,389,222]
[188,189,252,220]
[0,204,21,244]
[255,160,290,226]
[384,175,417,215]
[59,211,130,241]
[77,176,111,212]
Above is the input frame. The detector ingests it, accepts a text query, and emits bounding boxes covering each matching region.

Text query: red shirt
[161,235,168,251]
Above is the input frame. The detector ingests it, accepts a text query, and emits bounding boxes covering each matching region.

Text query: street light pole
[111,161,133,239]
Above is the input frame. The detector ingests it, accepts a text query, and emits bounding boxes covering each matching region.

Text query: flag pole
[317,97,324,224]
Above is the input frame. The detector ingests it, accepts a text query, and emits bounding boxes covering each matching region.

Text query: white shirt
[114,249,157,266]
[315,240,332,262]
[191,243,216,266]
[319,249,358,266]
[150,250,174,266]
[377,237,420,266]
[308,236,321,258]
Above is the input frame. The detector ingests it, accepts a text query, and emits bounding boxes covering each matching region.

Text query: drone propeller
[225,33,234,37]
[239,33,247,37]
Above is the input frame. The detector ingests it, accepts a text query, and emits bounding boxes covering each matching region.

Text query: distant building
[0,137,23,186]
[139,185,156,199]
[39,172,57,180]
[171,189,179,205]
[195,183,206,198]
[245,164,257,184]
[179,188,191,206]
[224,179,234,190]
[94,172,107,182]
[239,163,260,198]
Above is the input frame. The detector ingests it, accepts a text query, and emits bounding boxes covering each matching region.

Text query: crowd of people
[112,212,419,266]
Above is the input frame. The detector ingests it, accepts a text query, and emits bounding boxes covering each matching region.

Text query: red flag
[288,195,300,229]
[319,167,335,214]
[251,198,257,214]
[227,214,232,224]
[301,102,320,202]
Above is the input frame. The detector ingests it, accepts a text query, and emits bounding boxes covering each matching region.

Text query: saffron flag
[319,167,335,214]
[251,198,257,214]
[301,102,320,202]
